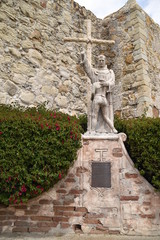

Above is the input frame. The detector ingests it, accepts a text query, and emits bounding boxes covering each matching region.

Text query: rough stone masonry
[0,0,160,118]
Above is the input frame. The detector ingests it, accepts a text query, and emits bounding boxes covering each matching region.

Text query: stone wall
[145,15,160,117]
[0,0,101,115]
[0,0,160,118]
[102,0,160,118]
[0,134,160,235]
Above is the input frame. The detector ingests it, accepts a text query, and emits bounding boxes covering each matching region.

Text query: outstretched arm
[80,50,95,83]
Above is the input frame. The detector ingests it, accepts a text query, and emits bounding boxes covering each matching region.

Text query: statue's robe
[82,58,115,133]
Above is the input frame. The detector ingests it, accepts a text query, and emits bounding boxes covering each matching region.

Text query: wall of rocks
[145,15,160,117]
[102,0,160,118]
[0,0,160,118]
[0,0,101,115]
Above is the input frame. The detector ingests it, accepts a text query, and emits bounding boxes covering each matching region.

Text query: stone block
[129,10,138,21]
[60,223,71,228]
[39,199,53,205]
[9,48,21,58]
[0,93,7,104]
[133,38,145,46]
[59,84,69,93]
[29,29,41,40]
[41,86,58,96]
[20,92,35,104]
[140,213,156,219]
[37,222,57,229]
[0,23,17,42]
[108,229,120,234]
[65,178,76,183]
[15,205,27,210]
[28,49,42,60]
[0,209,15,216]
[59,68,70,79]
[83,218,101,224]
[54,206,75,212]
[29,205,40,210]
[125,173,138,178]
[29,227,51,232]
[125,54,133,64]
[75,207,88,213]
[25,210,39,216]
[40,1,47,8]
[134,19,145,28]
[4,80,18,96]
[52,216,69,223]
[56,189,67,194]
[136,68,148,76]
[19,0,35,18]
[30,216,52,221]
[133,32,147,42]
[55,94,68,108]
[12,227,29,232]
[0,12,7,22]
[12,62,35,76]
[133,26,148,38]
[112,148,123,157]
[14,221,31,227]
[12,74,27,85]
[120,196,139,201]
[35,95,46,104]
[21,40,33,49]
[134,53,148,62]
[68,189,83,195]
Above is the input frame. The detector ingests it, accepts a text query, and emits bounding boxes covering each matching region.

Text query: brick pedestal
[0,133,160,236]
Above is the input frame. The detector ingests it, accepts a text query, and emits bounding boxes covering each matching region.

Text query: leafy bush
[0,105,82,205]
[78,114,87,133]
[115,116,160,191]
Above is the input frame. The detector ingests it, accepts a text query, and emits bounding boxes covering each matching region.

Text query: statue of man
[81,50,117,134]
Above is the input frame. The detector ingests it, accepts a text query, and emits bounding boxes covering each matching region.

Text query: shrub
[115,116,160,191]
[0,105,82,205]
[78,114,87,133]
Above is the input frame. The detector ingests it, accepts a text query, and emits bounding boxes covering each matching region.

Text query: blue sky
[75,0,160,25]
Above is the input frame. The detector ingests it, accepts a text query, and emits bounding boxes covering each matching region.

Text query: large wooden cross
[64,19,115,64]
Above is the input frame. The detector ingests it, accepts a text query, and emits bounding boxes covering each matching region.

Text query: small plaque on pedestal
[91,162,111,188]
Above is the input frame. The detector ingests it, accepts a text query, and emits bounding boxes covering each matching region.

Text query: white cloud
[75,0,160,25]
[75,0,126,19]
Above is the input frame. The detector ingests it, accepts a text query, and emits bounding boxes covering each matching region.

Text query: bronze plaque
[91,162,111,188]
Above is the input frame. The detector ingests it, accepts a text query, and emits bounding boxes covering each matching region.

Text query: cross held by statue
[64,19,115,64]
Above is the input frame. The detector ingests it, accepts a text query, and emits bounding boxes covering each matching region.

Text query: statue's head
[98,55,106,68]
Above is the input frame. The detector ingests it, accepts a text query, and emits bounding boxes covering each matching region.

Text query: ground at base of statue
[0,234,160,240]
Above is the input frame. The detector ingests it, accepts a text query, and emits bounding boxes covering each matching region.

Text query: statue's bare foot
[113,128,118,134]
[91,130,96,135]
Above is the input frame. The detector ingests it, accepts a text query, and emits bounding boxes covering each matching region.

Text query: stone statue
[81,50,117,134]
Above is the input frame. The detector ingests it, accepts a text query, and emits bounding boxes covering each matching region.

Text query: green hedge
[115,117,160,191]
[0,105,82,205]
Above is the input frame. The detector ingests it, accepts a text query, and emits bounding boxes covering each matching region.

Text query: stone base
[0,133,160,235]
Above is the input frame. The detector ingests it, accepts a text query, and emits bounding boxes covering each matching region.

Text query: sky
[75,0,160,25]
